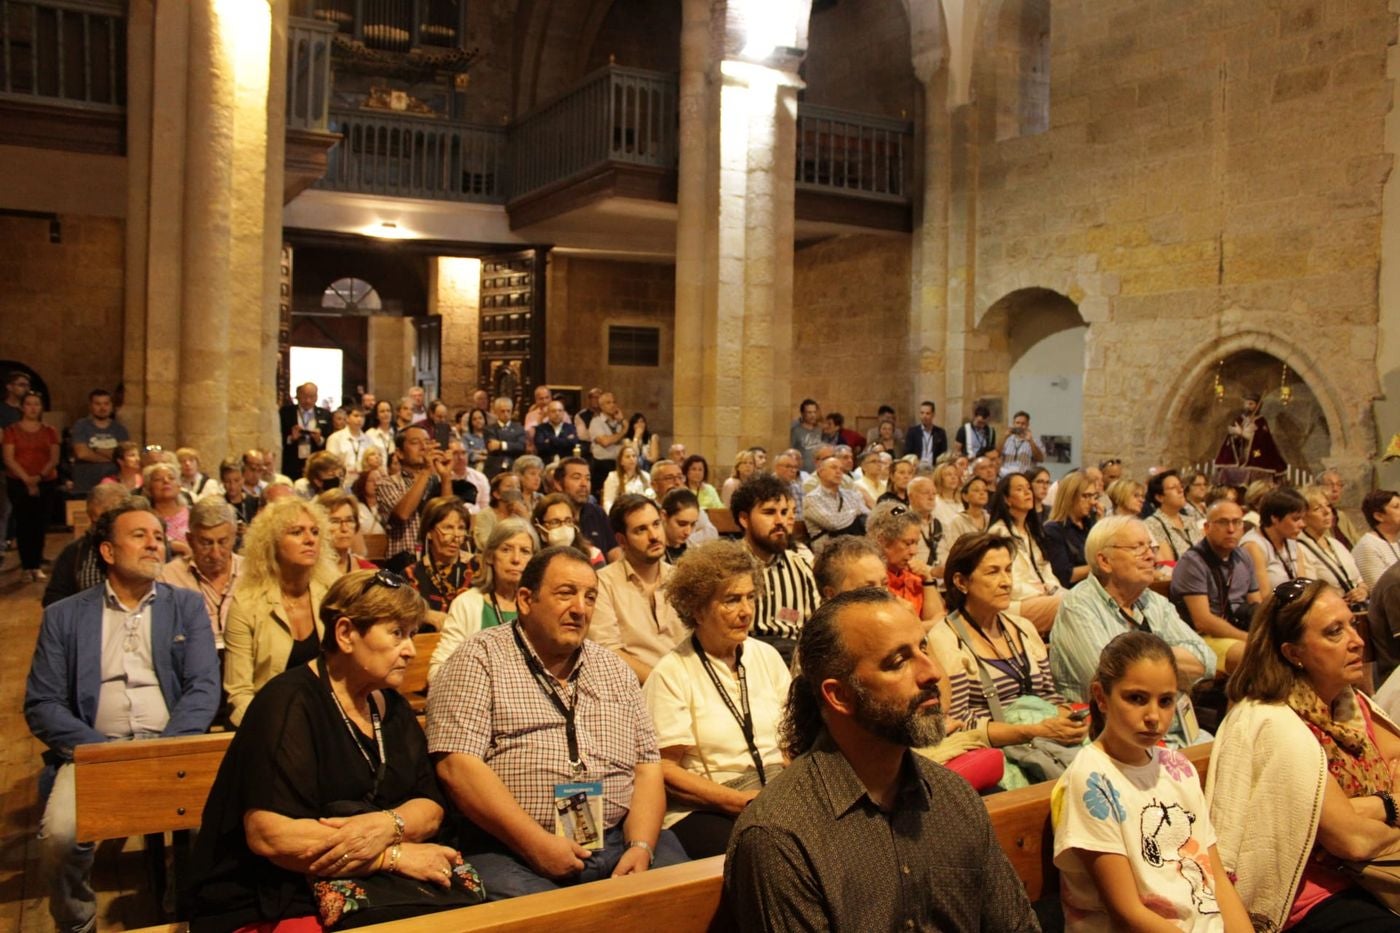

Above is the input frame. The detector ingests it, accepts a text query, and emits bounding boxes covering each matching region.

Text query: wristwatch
[626,839,655,866]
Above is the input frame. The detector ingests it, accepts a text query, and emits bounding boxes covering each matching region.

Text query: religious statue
[1213,392,1288,483]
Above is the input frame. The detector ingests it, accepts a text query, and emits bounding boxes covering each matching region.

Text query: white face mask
[543,526,575,548]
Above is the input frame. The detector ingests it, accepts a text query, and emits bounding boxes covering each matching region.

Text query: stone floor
[0,534,164,932]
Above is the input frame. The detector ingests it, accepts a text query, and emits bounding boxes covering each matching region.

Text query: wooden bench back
[399,631,441,712]
[109,739,1216,932]
[364,533,389,561]
[73,731,234,843]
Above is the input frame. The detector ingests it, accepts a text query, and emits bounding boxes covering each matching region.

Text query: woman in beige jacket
[223,498,340,726]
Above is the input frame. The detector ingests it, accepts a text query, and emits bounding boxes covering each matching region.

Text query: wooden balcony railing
[508,65,678,200]
[287,16,336,133]
[796,103,912,201]
[0,0,124,111]
[317,107,507,202]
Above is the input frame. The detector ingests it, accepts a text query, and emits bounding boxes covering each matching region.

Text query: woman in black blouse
[188,570,475,931]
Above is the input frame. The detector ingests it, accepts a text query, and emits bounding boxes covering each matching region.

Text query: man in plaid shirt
[427,546,688,898]
[376,425,453,570]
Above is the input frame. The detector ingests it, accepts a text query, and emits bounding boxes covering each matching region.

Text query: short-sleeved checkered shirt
[426,622,660,832]
[376,469,440,560]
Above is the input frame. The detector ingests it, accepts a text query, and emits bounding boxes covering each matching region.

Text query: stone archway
[1156,328,1356,478]
[970,287,1086,473]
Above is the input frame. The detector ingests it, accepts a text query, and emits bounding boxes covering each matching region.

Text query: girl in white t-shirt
[1052,632,1251,932]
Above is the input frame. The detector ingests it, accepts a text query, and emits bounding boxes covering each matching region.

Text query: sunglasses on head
[370,569,406,590]
[1273,577,1317,607]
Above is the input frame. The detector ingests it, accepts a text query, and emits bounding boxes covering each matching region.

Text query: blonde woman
[602,440,651,512]
[720,449,757,508]
[223,498,340,727]
[1105,479,1146,518]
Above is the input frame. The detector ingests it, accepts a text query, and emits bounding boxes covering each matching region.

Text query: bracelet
[374,848,387,872]
[386,843,402,874]
[626,839,655,867]
[1377,790,1398,827]
[385,808,405,845]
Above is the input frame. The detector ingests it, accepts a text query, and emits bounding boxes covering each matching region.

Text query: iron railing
[0,0,124,110]
[287,16,336,133]
[318,107,508,202]
[509,65,678,199]
[796,103,911,200]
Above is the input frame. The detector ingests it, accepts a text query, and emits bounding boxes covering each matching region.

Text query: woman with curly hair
[223,498,340,727]
[642,540,790,858]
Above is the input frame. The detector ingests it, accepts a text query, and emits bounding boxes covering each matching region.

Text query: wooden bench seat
[112,740,1215,933]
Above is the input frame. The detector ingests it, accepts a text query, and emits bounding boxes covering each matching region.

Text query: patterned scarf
[1287,680,1392,797]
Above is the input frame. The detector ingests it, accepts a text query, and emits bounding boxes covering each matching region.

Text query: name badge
[298,441,312,460]
[776,607,801,626]
[1175,693,1200,745]
[554,781,604,851]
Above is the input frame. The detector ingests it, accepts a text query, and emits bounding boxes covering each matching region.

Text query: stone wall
[545,255,676,441]
[802,0,917,118]
[0,214,126,427]
[432,257,482,408]
[791,234,912,435]
[965,0,1392,481]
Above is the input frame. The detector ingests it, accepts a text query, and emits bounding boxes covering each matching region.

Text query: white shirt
[643,636,791,828]
[1241,528,1310,591]
[1297,532,1364,592]
[1354,530,1400,589]
[94,583,170,739]
[326,428,371,479]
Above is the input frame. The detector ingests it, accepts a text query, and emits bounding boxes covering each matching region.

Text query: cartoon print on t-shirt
[1139,800,1219,915]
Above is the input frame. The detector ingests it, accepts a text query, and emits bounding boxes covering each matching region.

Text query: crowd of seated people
[15,378,1400,930]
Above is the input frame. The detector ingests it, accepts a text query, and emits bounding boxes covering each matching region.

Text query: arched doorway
[975,287,1085,477]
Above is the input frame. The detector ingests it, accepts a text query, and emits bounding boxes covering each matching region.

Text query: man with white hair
[162,498,244,649]
[1050,515,1214,748]
[484,395,527,478]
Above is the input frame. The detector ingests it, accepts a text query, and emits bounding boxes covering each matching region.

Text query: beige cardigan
[223,578,329,726]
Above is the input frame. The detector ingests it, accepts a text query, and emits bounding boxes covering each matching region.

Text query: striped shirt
[425,622,659,832]
[749,546,820,642]
[927,611,1064,731]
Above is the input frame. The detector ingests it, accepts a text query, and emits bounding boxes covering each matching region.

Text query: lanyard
[1299,535,1356,591]
[691,635,766,786]
[1119,604,1151,634]
[321,664,386,793]
[512,623,584,772]
[1151,514,1189,561]
[1268,536,1297,581]
[956,611,1034,696]
[300,408,316,429]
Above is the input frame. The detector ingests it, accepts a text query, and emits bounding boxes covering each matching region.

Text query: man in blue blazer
[25,499,219,933]
[903,400,949,469]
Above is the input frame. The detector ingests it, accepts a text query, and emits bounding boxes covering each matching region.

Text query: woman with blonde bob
[1207,579,1400,931]
[223,498,340,727]
[429,517,536,682]
[720,450,757,508]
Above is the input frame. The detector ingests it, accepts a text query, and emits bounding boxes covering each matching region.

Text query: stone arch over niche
[972,288,1084,455]
[1156,330,1351,478]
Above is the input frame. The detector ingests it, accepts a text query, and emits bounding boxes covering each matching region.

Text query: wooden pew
[705,508,740,536]
[364,533,389,561]
[74,732,235,843]
[120,741,1216,933]
[400,631,442,712]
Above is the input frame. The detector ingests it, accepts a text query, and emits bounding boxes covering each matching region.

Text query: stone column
[673,0,806,466]
[432,257,482,406]
[908,47,950,421]
[123,0,284,457]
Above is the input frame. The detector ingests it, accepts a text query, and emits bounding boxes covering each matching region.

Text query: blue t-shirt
[70,416,129,493]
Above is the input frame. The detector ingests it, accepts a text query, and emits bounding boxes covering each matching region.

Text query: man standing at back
[954,404,997,460]
[522,385,554,449]
[790,399,824,474]
[70,389,128,495]
[278,382,332,481]
[26,499,220,933]
[723,589,1037,931]
[731,475,819,664]
[485,396,527,478]
[904,401,948,469]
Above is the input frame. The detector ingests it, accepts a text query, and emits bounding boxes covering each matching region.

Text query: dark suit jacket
[533,420,580,464]
[279,403,334,480]
[484,420,527,478]
[904,424,949,464]
[25,583,220,764]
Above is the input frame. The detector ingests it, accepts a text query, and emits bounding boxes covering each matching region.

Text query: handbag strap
[946,611,1006,722]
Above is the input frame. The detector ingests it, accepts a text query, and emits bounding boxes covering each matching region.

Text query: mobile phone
[1068,708,1090,722]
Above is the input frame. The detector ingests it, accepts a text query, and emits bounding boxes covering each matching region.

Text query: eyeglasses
[1108,542,1157,556]
[538,518,575,531]
[1273,577,1318,607]
[328,516,357,527]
